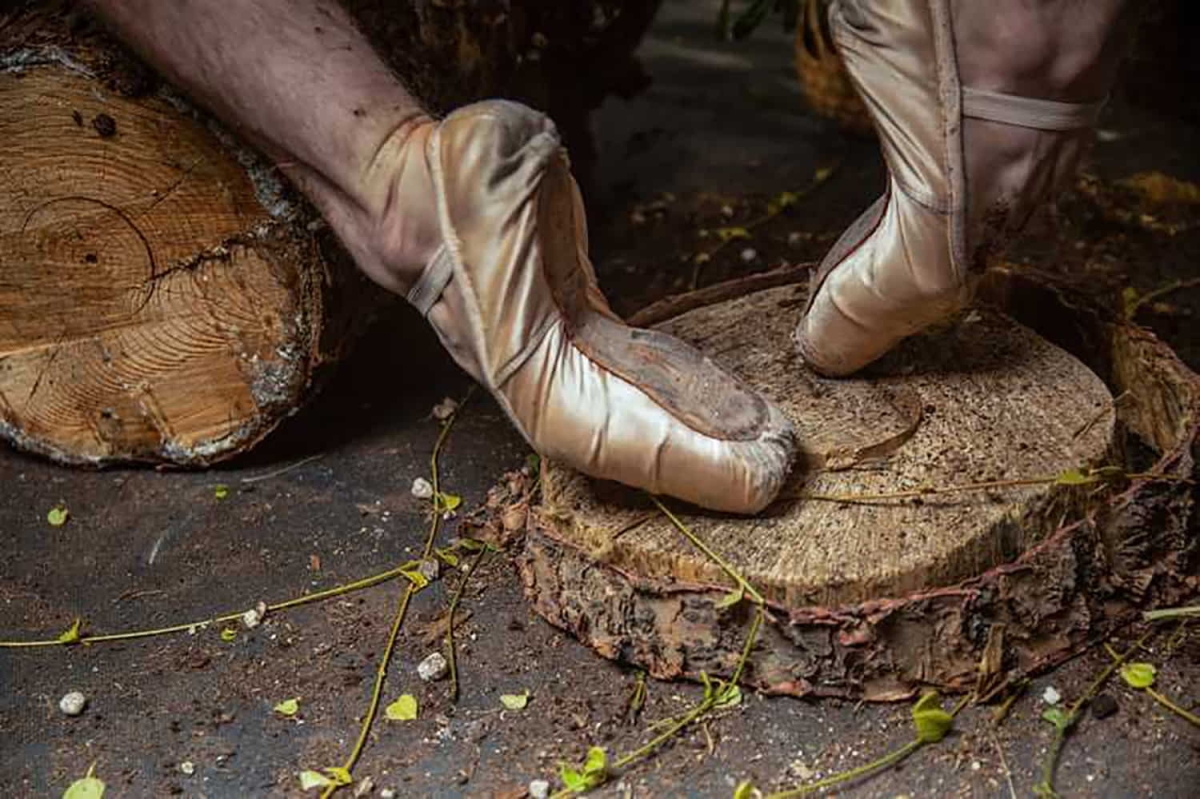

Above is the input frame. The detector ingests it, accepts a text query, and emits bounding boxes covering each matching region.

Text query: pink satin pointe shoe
[406,101,796,513]
[795,0,1116,376]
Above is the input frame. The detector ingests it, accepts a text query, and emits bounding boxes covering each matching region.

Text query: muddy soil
[2,1,1198,797]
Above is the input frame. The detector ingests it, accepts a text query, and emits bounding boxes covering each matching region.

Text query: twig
[1126,277,1200,318]
[689,162,841,289]
[1034,629,1156,797]
[651,496,765,605]
[319,390,471,798]
[1144,605,1200,622]
[0,565,411,648]
[990,732,1018,799]
[1103,642,1200,728]
[240,453,324,484]
[789,470,1181,506]
[445,547,488,703]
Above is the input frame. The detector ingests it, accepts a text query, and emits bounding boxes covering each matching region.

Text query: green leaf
[525,453,541,472]
[1120,662,1157,689]
[559,766,588,793]
[62,776,105,799]
[714,226,751,243]
[273,698,300,716]
[435,492,462,513]
[1055,468,1095,486]
[63,765,104,799]
[715,587,743,609]
[715,684,743,709]
[47,506,70,527]
[456,537,487,553]
[500,690,530,710]
[298,770,331,791]
[213,485,229,500]
[220,628,237,642]
[385,694,418,721]
[58,618,82,644]
[322,767,352,786]
[733,780,756,799]
[582,746,607,776]
[1041,707,1068,729]
[911,691,953,743]
[399,565,429,590]
[434,547,460,567]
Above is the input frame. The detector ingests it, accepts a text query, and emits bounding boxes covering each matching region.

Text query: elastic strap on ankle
[406,244,454,316]
[963,87,1106,131]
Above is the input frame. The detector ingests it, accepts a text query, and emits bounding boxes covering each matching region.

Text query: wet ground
[2,1,1198,797]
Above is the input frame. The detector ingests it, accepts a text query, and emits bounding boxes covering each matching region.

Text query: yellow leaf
[714,226,750,242]
[274,698,300,716]
[58,618,82,644]
[298,770,331,791]
[220,628,237,642]
[47,506,70,527]
[62,776,105,799]
[214,485,229,500]
[500,690,530,710]
[385,694,418,721]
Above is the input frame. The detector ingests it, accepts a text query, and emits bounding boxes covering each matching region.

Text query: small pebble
[1042,686,1062,706]
[242,601,267,629]
[528,779,550,799]
[179,761,195,776]
[739,247,757,263]
[720,204,735,218]
[59,691,87,716]
[380,789,396,799]
[353,776,375,797]
[787,231,807,246]
[418,651,449,682]
[1091,693,1119,720]
[432,397,458,421]
[410,477,434,500]
[417,558,440,583]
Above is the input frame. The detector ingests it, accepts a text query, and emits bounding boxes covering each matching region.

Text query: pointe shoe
[795,0,1113,376]
[404,100,796,513]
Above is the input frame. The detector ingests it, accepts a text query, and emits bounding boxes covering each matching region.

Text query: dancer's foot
[364,102,796,513]
[796,0,1131,376]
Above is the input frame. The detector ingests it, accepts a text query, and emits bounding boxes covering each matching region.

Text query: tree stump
[0,0,660,465]
[516,267,1199,700]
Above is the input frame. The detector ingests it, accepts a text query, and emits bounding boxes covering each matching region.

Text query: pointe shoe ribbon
[796,0,1107,376]
[405,100,796,513]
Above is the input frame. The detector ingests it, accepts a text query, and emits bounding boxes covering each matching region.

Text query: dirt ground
[2,1,1198,797]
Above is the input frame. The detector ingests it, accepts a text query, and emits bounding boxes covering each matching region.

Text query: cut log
[514,267,1199,700]
[0,0,660,465]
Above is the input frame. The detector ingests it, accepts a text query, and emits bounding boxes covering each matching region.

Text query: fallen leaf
[298,770,331,791]
[1120,662,1157,689]
[62,776,105,799]
[274,698,300,716]
[385,694,418,721]
[47,506,70,527]
[58,618,83,644]
[500,690,530,710]
[220,628,237,643]
[213,485,229,500]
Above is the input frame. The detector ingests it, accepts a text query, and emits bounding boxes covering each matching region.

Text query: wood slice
[0,46,361,465]
[0,0,661,465]
[514,268,1199,700]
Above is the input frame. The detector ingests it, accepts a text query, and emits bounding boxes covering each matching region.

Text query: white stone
[180,761,195,776]
[380,789,397,799]
[528,779,551,799]
[410,477,434,500]
[1042,686,1062,705]
[432,397,458,421]
[418,652,449,682]
[58,691,86,716]
[739,248,757,263]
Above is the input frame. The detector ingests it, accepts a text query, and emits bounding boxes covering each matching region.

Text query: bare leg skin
[85,0,438,295]
[84,0,797,513]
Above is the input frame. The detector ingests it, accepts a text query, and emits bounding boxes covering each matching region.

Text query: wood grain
[539,285,1116,605]
[0,65,323,464]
